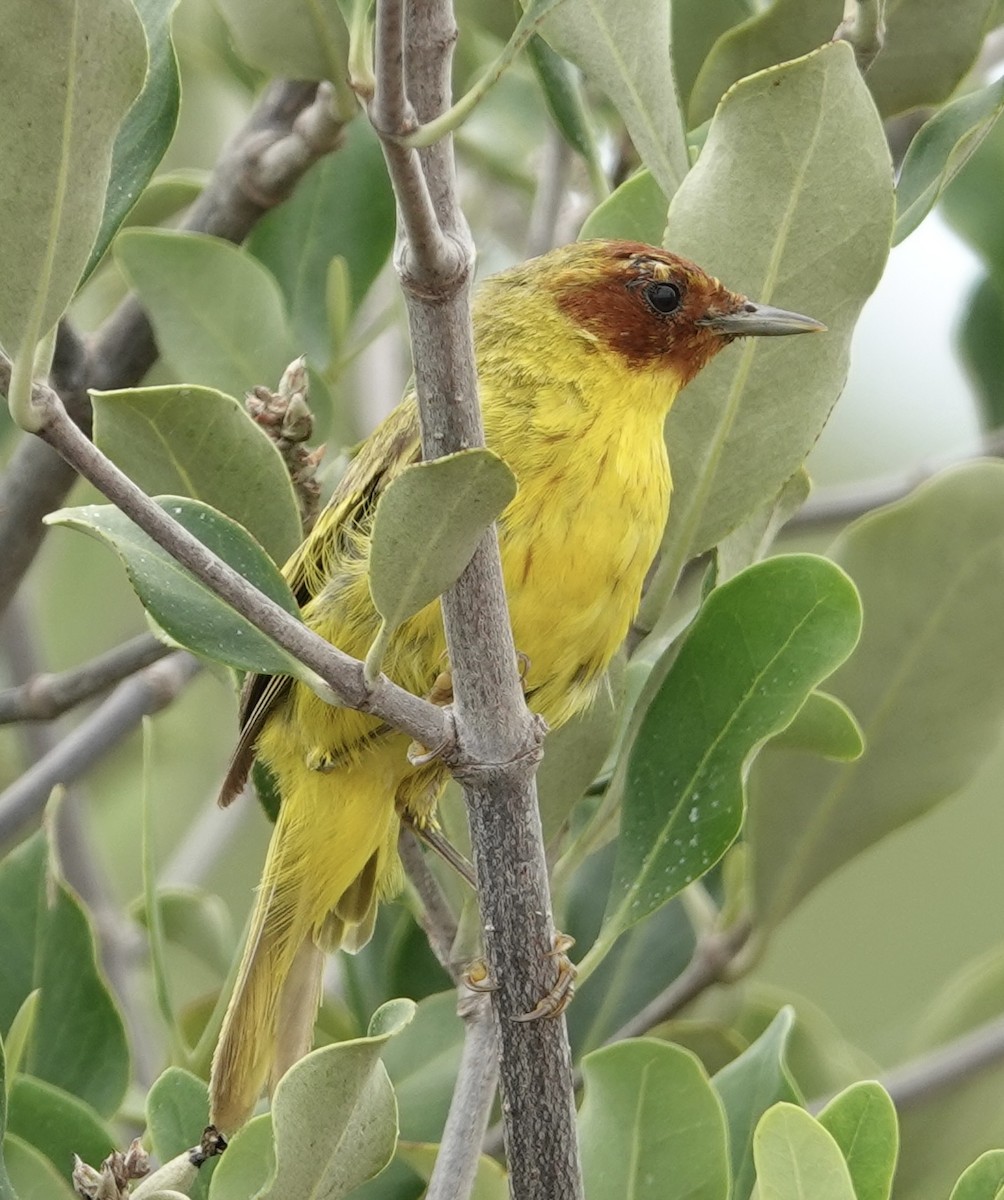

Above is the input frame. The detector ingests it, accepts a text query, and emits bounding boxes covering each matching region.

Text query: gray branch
[0,651,201,843]
[0,80,347,620]
[370,2,583,1196]
[426,993,500,1200]
[0,632,169,724]
[13,378,451,754]
[833,0,886,72]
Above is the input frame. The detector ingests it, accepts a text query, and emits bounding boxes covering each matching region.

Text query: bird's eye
[644,281,682,315]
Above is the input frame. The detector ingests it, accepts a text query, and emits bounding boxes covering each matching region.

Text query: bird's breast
[497,405,670,728]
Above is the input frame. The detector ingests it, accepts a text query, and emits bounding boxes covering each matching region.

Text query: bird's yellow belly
[499,436,669,728]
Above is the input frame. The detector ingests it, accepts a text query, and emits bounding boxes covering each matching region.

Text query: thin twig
[0,632,169,724]
[526,129,573,258]
[601,918,753,1047]
[0,81,349,621]
[833,0,886,72]
[371,2,583,1195]
[0,652,201,843]
[0,365,453,757]
[880,1013,1004,1112]
[425,992,500,1200]
[788,429,1004,532]
[399,827,460,976]
[809,1013,1004,1116]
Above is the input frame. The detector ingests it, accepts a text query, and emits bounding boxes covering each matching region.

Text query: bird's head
[546,240,824,385]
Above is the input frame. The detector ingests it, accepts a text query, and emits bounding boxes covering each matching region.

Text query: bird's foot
[463,958,499,994]
[513,933,577,1022]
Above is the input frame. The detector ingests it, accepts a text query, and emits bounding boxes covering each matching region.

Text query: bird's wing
[219,399,423,806]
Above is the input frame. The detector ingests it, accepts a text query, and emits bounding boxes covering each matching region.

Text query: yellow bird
[209,239,822,1131]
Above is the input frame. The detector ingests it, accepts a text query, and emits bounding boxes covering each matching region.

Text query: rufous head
[546,240,824,384]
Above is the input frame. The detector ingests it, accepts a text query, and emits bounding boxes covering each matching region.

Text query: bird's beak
[700,301,826,337]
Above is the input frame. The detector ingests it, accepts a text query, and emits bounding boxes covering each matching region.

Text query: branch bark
[0,632,169,724]
[0,651,201,843]
[0,363,452,760]
[370,2,583,1196]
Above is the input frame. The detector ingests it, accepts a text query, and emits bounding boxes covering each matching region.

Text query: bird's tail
[209,766,399,1133]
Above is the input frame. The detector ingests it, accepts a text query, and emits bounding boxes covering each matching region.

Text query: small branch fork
[367,2,583,1197]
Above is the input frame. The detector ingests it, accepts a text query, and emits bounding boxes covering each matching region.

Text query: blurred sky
[808,212,985,487]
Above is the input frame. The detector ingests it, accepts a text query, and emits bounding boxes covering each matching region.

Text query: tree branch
[398,828,460,975]
[787,429,1004,532]
[833,0,886,72]
[0,80,348,620]
[602,918,753,1047]
[12,379,450,752]
[426,992,500,1200]
[0,632,169,724]
[0,651,201,843]
[808,1012,1004,1116]
[370,3,583,1196]
[881,1013,1004,1112]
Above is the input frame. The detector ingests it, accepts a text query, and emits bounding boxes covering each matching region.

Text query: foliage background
[4,0,1004,1197]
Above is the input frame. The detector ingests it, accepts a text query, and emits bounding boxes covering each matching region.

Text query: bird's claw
[513,933,577,1022]
[463,958,499,994]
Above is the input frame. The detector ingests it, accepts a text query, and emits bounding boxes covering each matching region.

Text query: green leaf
[715,469,812,585]
[396,1143,508,1200]
[538,660,622,849]
[893,952,1004,1190]
[671,0,754,111]
[645,43,892,625]
[216,0,350,89]
[587,555,861,968]
[0,839,45,1035]
[817,1082,898,1200]
[951,1152,1004,1200]
[0,838,129,1118]
[578,1040,730,1200]
[92,384,302,564]
[115,229,297,396]
[132,888,235,978]
[689,0,994,126]
[579,169,668,245]
[207,1114,274,1200]
[257,999,416,1200]
[535,0,688,200]
[769,691,864,762]
[753,1103,857,1200]
[378,992,464,1144]
[248,121,396,367]
[45,497,306,679]
[6,1078,115,1187]
[27,882,130,1117]
[895,79,1004,244]
[84,0,182,280]
[942,112,1004,266]
[713,1008,801,1200]
[3,994,39,1082]
[2,1134,75,1200]
[146,1069,215,1200]
[866,0,995,117]
[525,36,603,184]
[0,1037,14,1200]
[913,944,1004,1052]
[124,169,206,232]
[0,0,146,363]
[750,462,1004,929]
[365,449,517,679]
[958,273,1004,431]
